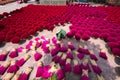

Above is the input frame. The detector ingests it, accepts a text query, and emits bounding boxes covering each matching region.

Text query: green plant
[40,74,58,80]
[48,74,58,80]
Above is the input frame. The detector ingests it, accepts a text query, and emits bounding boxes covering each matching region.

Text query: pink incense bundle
[41,39,50,48]
[0,61,10,75]
[15,58,25,67]
[26,41,33,50]
[77,53,84,60]
[42,65,53,79]
[77,45,84,53]
[57,69,65,80]
[99,52,107,60]
[89,50,98,61]
[52,52,62,63]
[41,36,50,42]
[80,63,91,72]
[17,47,27,54]
[80,74,89,80]
[92,32,99,39]
[7,61,19,73]
[54,41,61,48]
[80,59,91,72]
[34,37,40,41]
[59,54,67,66]
[99,33,109,40]
[92,65,102,74]
[73,65,82,74]
[68,42,75,50]
[26,41,37,51]
[60,44,68,52]
[73,59,82,74]
[112,48,120,56]
[28,41,33,45]
[36,62,43,77]
[33,51,42,61]
[0,66,6,75]
[26,44,31,50]
[81,34,90,41]
[90,54,98,61]
[17,47,24,53]
[31,41,39,50]
[56,64,65,80]
[18,67,33,80]
[66,31,74,38]
[0,51,8,61]
[9,48,18,58]
[7,64,19,73]
[53,41,61,51]
[0,54,7,61]
[59,59,66,66]
[41,40,50,53]
[74,51,84,60]
[108,42,119,49]
[64,59,72,72]
[42,47,50,53]
[36,66,43,77]
[52,37,57,44]
[16,55,30,67]
[52,56,61,63]
[80,70,89,80]
[83,49,90,55]
[64,63,72,72]
[36,41,42,48]
[67,49,73,59]
[34,38,42,48]
[99,49,107,60]
[90,59,102,74]
[75,33,81,40]
[50,47,60,57]
[83,45,90,55]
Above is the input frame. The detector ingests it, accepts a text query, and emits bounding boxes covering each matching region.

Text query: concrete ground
[0,1,120,80]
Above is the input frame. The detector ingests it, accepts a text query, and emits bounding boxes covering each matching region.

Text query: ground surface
[0,2,120,80]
